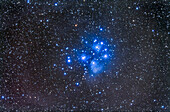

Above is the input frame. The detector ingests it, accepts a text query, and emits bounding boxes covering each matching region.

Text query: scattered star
[75,83,79,86]
[100,28,103,31]
[1,96,5,99]
[54,3,58,6]
[136,7,139,10]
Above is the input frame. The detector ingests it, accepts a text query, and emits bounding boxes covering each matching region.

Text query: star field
[0,0,169,111]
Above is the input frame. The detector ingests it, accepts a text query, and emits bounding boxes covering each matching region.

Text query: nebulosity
[1,0,169,111]
[63,35,114,78]
[90,60,103,74]
[73,37,114,77]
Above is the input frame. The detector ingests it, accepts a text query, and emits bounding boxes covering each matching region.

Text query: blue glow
[92,61,95,65]
[22,94,24,96]
[76,82,79,86]
[81,56,86,60]
[85,41,88,44]
[94,39,97,42]
[152,29,155,32]
[93,44,102,51]
[54,3,58,6]
[104,54,108,58]
[66,47,69,50]
[77,37,114,77]
[136,7,139,10]
[67,59,71,63]
[67,56,71,63]
[27,0,30,4]
[99,91,101,94]
[64,73,67,75]
[90,60,103,74]
[161,106,165,109]
[1,96,4,99]
[95,45,99,49]
[100,28,103,31]
[54,64,56,66]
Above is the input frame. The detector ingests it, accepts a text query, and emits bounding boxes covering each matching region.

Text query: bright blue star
[94,39,97,42]
[161,106,165,109]
[27,0,30,4]
[1,96,4,99]
[76,82,79,86]
[54,3,58,6]
[81,56,86,60]
[64,73,67,75]
[101,42,104,45]
[95,45,102,51]
[67,59,71,63]
[66,47,69,50]
[67,56,71,63]
[54,64,56,66]
[100,28,103,31]
[95,45,99,49]
[104,54,108,58]
[92,61,95,65]
[136,7,139,10]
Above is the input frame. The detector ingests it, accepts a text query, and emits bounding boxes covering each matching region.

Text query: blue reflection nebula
[90,60,103,74]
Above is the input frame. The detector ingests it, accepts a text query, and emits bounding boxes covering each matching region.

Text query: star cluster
[1,0,169,111]
[72,37,114,77]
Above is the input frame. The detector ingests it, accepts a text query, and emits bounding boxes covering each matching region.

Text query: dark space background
[0,0,169,111]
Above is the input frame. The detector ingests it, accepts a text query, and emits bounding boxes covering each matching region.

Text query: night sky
[1,0,169,111]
